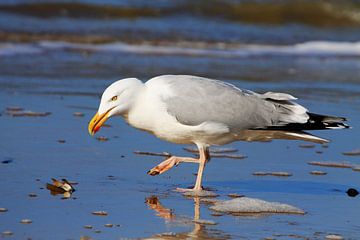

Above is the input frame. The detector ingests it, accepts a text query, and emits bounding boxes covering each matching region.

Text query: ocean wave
[1,1,360,27]
[2,40,360,58]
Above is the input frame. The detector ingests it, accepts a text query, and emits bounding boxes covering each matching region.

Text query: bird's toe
[147,168,160,176]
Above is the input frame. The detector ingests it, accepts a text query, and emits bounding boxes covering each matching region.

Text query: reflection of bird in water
[89,75,349,192]
[145,196,230,240]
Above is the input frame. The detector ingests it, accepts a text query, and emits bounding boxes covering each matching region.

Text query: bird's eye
[111,96,118,101]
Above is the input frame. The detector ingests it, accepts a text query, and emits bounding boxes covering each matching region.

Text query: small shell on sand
[342,149,360,156]
[308,161,352,168]
[352,165,360,171]
[20,219,32,224]
[6,106,23,111]
[310,171,327,175]
[92,211,108,216]
[0,208,8,212]
[2,231,13,236]
[210,197,305,215]
[7,110,51,117]
[299,144,315,148]
[73,112,85,117]
[227,193,245,198]
[192,219,218,225]
[253,171,292,177]
[96,136,109,142]
[325,234,344,240]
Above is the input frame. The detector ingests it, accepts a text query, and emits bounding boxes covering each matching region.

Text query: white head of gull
[89,75,348,193]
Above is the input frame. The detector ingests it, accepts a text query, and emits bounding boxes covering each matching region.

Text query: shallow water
[1,1,360,239]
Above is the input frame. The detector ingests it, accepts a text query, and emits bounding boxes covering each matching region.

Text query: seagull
[88,75,348,192]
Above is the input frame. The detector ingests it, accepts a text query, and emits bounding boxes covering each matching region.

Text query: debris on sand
[2,231,13,236]
[346,188,359,197]
[20,219,32,224]
[192,219,218,225]
[183,147,238,154]
[6,107,51,117]
[299,144,315,148]
[325,234,344,240]
[209,197,305,215]
[73,112,85,117]
[310,170,327,175]
[133,151,172,157]
[342,149,360,156]
[28,193,37,198]
[352,165,360,172]
[96,136,109,142]
[0,208,8,213]
[6,106,23,112]
[308,161,352,168]
[227,193,245,198]
[253,171,292,177]
[2,157,13,164]
[47,178,75,193]
[46,178,76,199]
[92,211,108,216]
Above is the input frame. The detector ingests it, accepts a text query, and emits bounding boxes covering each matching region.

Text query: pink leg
[193,146,209,191]
[147,156,199,176]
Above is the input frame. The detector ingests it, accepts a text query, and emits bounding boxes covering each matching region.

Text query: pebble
[299,144,315,148]
[308,161,352,168]
[20,219,32,224]
[352,165,360,171]
[96,136,109,142]
[253,171,292,177]
[342,149,360,156]
[104,223,113,228]
[6,106,23,111]
[94,230,101,233]
[310,171,327,175]
[92,211,108,216]
[0,208,8,212]
[227,193,245,198]
[325,234,344,240]
[346,188,359,197]
[28,193,37,198]
[73,112,85,117]
[83,225,93,229]
[57,140,66,143]
[2,231,13,236]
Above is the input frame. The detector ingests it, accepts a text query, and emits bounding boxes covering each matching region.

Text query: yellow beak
[88,109,112,136]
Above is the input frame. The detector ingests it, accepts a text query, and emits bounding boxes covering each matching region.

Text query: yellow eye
[111,96,118,101]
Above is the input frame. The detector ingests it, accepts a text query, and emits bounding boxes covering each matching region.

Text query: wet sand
[1,1,360,238]
[1,78,359,239]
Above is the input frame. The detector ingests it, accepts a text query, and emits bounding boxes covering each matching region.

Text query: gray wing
[162,75,308,131]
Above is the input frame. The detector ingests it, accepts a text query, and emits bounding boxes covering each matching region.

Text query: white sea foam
[0,43,43,56]
[2,40,360,57]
